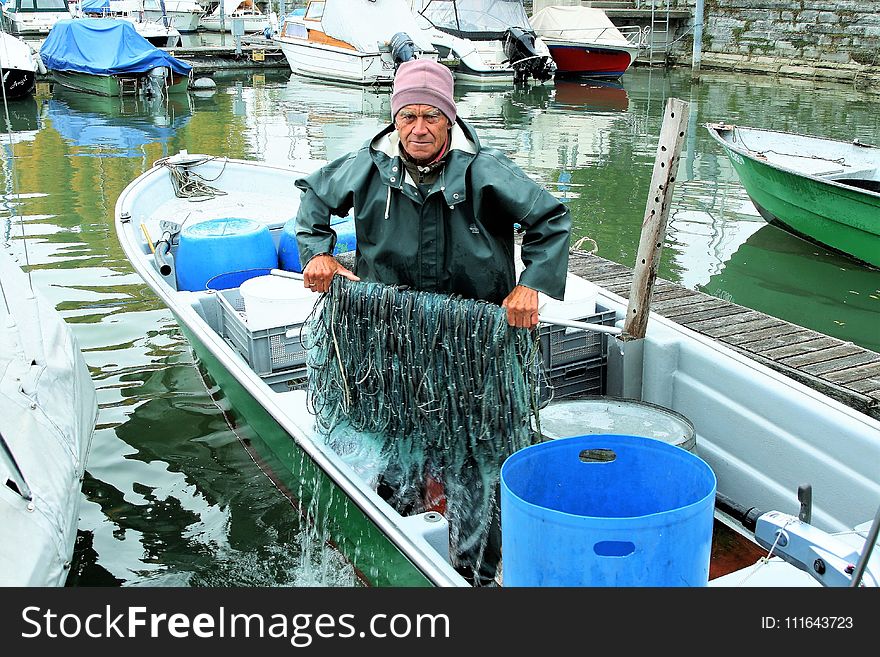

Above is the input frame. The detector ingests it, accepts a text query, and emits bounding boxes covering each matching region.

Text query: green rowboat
[706,122,880,269]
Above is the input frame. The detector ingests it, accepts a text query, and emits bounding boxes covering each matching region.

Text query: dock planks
[568,250,880,420]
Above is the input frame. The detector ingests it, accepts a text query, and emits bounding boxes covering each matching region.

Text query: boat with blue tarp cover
[39,18,192,96]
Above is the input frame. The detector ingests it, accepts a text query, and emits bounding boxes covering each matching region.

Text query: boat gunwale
[706,122,880,201]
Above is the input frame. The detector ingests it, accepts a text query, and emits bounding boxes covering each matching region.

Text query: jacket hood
[369,118,480,206]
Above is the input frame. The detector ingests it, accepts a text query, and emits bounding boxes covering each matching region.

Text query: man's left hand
[502,285,539,330]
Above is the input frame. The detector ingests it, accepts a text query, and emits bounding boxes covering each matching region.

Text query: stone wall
[664,0,880,90]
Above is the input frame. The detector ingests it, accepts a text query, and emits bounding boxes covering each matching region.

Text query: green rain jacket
[294,118,571,305]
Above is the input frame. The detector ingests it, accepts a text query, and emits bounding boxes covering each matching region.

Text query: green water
[1,65,877,586]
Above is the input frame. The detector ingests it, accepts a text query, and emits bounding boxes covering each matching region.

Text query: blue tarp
[48,92,192,157]
[39,19,192,76]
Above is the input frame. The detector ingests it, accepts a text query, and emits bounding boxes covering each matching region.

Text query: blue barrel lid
[184,217,267,237]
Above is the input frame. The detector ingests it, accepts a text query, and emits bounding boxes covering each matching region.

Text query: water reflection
[47,89,194,158]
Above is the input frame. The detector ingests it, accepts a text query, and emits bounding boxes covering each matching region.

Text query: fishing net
[304,277,544,584]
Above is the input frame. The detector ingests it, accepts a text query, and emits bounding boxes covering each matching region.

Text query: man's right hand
[302,253,360,293]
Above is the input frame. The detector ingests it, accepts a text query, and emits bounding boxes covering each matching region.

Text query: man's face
[395,104,450,164]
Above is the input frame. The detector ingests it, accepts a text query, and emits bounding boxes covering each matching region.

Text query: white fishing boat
[410,0,556,84]
[273,0,438,87]
[114,151,879,588]
[0,248,98,586]
[199,0,268,33]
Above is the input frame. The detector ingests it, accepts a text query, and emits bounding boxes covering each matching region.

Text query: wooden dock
[568,250,880,421]
[162,39,289,74]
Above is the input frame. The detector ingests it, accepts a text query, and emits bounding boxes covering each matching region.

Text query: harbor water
[1,64,878,586]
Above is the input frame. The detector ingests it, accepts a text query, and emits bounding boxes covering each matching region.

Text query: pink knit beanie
[391,59,457,123]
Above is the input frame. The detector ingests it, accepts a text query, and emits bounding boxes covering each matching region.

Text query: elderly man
[293,59,572,585]
[294,58,571,330]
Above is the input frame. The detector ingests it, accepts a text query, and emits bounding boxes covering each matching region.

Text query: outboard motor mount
[503,27,556,85]
[389,32,417,70]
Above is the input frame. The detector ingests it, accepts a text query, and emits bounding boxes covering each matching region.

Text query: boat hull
[2,67,36,100]
[179,324,434,587]
[144,10,202,32]
[544,41,635,78]
[274,37,395,86]
[708,123,880,268]
[200,15,267,32]
[49,69,190,96]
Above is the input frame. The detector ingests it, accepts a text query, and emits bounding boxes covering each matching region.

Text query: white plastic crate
[216,288,309,376]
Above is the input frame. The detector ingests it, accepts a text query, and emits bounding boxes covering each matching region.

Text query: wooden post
[623,97,689,339]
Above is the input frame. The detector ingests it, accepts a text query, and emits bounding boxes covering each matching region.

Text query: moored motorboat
[530,5,642,79]
[273,0,439,87]
[707,122,880,269]
[39,18,193,96]
[0,31,42,100]
[199,0,269,33]
[114,151,880,588]
[410,0,555,85]
[0,0,72,36]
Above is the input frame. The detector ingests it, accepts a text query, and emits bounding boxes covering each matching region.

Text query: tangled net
[304,277,544,583]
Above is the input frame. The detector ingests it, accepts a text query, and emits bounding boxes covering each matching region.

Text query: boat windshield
[14,0,70,10]
[415,0,531,40]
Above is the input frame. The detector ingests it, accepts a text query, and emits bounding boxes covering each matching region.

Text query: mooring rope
[304,277,545,580]
[156,155,230,200]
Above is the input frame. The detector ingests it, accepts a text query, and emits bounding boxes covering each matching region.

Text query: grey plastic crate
[263,366,309,393]
[216,288,309,376]
[539,356,605,403]
[538,306,617,369]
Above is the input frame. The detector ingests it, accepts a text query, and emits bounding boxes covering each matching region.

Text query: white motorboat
[273,0,438,87]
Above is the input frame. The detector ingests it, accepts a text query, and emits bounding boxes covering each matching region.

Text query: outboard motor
[503,26,556,85]
[389,31,417,70]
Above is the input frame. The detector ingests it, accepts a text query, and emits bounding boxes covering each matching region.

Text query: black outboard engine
[503,26,556,85]
[390,32,417,70]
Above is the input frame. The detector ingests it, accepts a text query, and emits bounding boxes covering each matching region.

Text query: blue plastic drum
[278,215,357,273]
[175,218,278,291]
[500,433,717,587]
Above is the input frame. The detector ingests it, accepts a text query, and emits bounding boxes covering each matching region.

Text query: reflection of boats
[142,0,204,32]
[0,248,98,586]
[1,95,40,135]
[701,223,880,354]
[39,18,193,96]
[115,152,880,588]
[273,0,438,87]
[553,79,628,112]
[199,0,269,33]
[0,0,72,36]
[530,6,641,79]
[0,31,41,100]
[47,87,193,156]
[411,0,555,84]
[707,122,880,269]
[77,0,184,46]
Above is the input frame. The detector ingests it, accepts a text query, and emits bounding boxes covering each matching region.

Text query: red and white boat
[530,5,642,79]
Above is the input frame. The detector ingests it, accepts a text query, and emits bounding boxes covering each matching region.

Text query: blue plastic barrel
[500,433,716,587]
[175,218,278,292]
[277,215,357,273]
